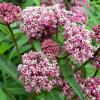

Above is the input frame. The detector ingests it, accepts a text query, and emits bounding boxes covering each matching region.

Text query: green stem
[7,24,21,60]
[64,96,66,100]
[93,69,98,77]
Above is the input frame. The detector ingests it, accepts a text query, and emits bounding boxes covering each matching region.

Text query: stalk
[7,24,21,60]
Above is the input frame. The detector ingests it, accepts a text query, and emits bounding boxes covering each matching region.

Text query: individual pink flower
[70,6,88,24]
[63,25,95,63]
[93,25,100,43]
[0,2,21,24]
[18,51,60,93]
[42,39,59,58]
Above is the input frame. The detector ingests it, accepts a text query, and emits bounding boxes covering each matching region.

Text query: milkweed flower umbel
[19,5,58,39]
[18,51,60,93]
[19,4,73,39]
[0,2,21,24]
[42,39,59,58]
[63,25,95,63]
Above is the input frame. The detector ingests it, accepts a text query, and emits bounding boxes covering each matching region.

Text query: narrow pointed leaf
[58,59,84,100]
[32,40,41,51]
[0,87,7,100]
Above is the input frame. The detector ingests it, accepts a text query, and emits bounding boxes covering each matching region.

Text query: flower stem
[93,69,98,77]
[7,24,21,60]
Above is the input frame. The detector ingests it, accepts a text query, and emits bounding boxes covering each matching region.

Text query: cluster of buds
[42,39,59,58]
[0,2,21,24]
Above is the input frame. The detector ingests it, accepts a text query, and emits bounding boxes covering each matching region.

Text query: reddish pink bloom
[18,51,60,93]
[0,2,21,24]
[70,6,88,24]
[83,78,100,100]
[42,39,59,58]
[63,24,95,63]
[74,72,100,100]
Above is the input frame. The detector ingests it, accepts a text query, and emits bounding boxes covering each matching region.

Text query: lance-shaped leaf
[0,57,18,81]
[32,40,41,52]
[33,0,40,6]
[0,86,7,100]
[58,58,84,100]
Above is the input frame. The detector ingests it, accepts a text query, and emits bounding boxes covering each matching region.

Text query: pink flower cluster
[60,80,74,100]
[70,6,88,24]
[83,78,100,100]
[19,4,73,39]
[40,0,65,8]
[70,0,89,24]
[61,72,100,100]
[0,2,21,24]
[42,39,59,58]
[93,24,100,43]
[18,51,60,93]
[76,73,100,100]
[74,72,100,100]
[63,24,95,63]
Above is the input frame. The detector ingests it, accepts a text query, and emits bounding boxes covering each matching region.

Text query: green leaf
[0,42,13,55]
[0,24,10,35]
[7,86,25,95]
[33,0,40,6]
[32,40,41,51]
[58,58,84,100]
[0,57,18,81]
[9,35,28,60]
[0,87,7,100]
[58,26,64,46]
[22,0,35,8]
[85,64,96,77]
[51,90,64,100]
